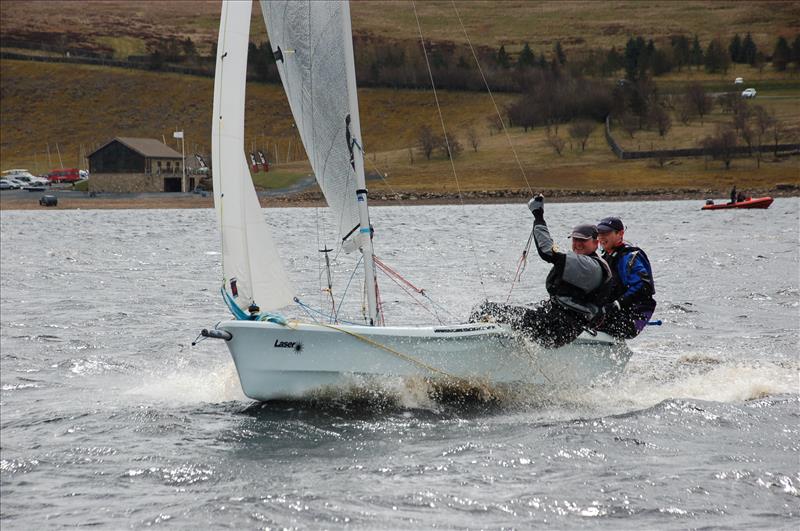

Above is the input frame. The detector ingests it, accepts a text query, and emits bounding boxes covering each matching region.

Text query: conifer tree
[670,35,690,70]
[497,45,510,68]
[729,34,742,63]
[690,35,704,68]
[554,41,566,65]
[792,35,800,65]
[705,38,730,73]
[772,36,792,71]
[517,42,535,68]
[741,33,757,65]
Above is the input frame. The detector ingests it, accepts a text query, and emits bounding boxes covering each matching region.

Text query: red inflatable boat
[701,197,774,210]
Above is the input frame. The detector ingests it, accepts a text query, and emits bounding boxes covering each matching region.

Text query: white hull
[218,320,631,401]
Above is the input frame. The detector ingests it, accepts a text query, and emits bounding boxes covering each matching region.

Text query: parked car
[741,88,757,99]
[39,195,58,207]
[0,179,16,190]
[2,169,49,186]
[47,168,81,183]
[734,77,744,85]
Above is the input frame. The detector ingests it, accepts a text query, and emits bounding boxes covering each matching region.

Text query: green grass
[73,180,88,192]
[251,168,310,190]
[94,36,148,60]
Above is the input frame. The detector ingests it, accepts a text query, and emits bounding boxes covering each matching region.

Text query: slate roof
[89,137,183,159]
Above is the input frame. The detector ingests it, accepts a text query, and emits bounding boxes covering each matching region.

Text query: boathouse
[87,137,191,193]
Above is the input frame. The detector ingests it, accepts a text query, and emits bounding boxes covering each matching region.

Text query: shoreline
[1,186,797,211]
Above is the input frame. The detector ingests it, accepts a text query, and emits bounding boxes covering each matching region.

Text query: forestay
[260,0,364,245]
[212,0,294,313]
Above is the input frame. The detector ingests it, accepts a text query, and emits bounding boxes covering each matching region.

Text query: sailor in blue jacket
[595,216,656,339]
[470,195,613,348]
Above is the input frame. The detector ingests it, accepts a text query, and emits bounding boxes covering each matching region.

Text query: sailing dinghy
[204,0,629,401]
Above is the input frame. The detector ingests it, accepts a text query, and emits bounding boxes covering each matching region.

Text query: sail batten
[212,0,294,314]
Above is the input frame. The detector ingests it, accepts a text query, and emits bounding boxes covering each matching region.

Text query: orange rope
[374,255,425,295]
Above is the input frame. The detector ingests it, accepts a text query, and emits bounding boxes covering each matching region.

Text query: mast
[341,1,379,326]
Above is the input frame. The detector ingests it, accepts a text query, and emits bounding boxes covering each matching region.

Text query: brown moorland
[2,1,798,57]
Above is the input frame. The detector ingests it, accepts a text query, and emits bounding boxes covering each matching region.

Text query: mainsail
[212,0,294,313]
[259,0,363,244]
[261,0,380,324]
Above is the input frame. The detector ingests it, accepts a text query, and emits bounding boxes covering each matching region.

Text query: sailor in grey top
[469,194,612,348]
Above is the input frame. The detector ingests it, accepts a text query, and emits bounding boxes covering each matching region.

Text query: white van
[734,77,744,85]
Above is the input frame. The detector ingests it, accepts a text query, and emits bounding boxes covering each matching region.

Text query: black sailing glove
[527,194,545,222]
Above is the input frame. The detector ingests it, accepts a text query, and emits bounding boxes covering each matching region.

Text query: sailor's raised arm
[529,194,562,265]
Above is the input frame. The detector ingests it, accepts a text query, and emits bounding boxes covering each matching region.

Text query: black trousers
[469,300,588,349]
[597,305,654,340]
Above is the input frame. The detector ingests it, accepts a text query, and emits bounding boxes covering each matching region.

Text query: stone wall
[89,173,166,193]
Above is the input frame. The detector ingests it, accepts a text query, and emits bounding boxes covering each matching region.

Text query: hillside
[2,1,798,58]
[2,1,798,197]
[2,58,797,198]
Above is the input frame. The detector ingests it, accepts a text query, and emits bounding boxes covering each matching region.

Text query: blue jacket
[602,243,655,312]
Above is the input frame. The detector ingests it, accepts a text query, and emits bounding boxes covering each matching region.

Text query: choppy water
[1,199,798,529]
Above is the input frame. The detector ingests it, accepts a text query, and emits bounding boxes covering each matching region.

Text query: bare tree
[731,102,752,136]
[752,105,774,168]
[770,119,786,157]
[677,98,695,125]
[545,131,566,156]
[685,82,714,124]
[620,112,639,139]
[568,120,597,151]
[740,122,755,155]
[466,127,480,152]
[417,125,439,160]
[648,105,672,137]
[439,134,463,160]
[486,114,503,136]
[701,124,738,169]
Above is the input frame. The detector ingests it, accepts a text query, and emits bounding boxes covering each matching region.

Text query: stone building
[87,137,193,193]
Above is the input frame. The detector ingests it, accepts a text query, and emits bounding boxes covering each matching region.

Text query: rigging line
[377,264,444,324]
[372,257,454,321]
[505,224,535,303]
[295,297,362,325]
[376,263,443,323]
[335,252,363,323]
[411,0,488,301]
[364,155,400,198]
[373,255,424,294]
[450,0,533,196]
[451,0,536,296]
[374,256,462,323]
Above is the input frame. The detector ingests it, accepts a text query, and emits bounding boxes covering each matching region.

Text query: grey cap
[569,224,598,240]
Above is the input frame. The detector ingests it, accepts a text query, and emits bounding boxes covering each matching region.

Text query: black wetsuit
[471,215,612,348]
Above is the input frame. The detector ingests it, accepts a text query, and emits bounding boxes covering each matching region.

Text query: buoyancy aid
[603,244,656,311]
[546,253,614,319]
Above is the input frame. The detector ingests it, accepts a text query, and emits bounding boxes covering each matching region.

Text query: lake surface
[1,199,798,529]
